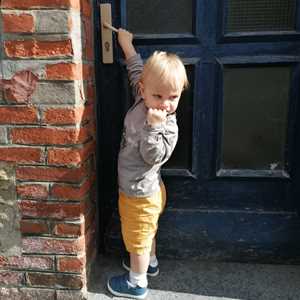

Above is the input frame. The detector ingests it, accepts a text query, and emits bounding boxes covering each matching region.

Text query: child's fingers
[147,109,167,122]
[151,109,167,116]
[118,28,133,38]
[118,28,129,34]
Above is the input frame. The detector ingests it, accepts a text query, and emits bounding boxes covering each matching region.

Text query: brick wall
[0,1,96,299]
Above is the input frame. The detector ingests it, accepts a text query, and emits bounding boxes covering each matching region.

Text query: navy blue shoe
[122,257,159,277]
[107,273,148,299]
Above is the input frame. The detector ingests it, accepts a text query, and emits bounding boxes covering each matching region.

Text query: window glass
[222,65,290,170]
[126,0,193,34]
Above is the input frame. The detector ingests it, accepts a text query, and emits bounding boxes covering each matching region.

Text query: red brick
[0,147,42,163]
[20,200,82,219]
[42,106,87,125]
[51,174,95,200]
[57,255,85,273]
[1,256,53,271]
[48,148,81,166]
[22,236,85,254]
[84,207,95,233]
[44,104,93,125]
[45,63,92,80]
[53,222,84,237]
[86,241,96,266]
[80,200,87,218]
[16,164,88,182]
[81,0,91,17]
[48,140,95,166]
[20,219,49,235]
[2,13,34,33]
[83,64,94,79]
[82,104,94,120]
[17,184,48,199]
[0,271,23,285]
[0,106,38,124]
[46,63,79,80]
[4,40,73,58]
[83,18,93,60]
[87,82,95,102]
[1,0,80,10]
[26,272,84,289]
[11,127,90,145]
[84,223,96,251]
[0,256,8,267]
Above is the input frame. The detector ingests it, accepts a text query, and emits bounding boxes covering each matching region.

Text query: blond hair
[140,51,189,91]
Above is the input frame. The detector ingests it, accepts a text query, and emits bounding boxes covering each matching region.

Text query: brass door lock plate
[100,3,114,64]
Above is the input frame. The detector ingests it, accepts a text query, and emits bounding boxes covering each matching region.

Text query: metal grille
[226,0,296,32]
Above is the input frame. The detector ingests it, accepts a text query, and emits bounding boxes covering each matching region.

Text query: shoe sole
[107,279,148,299]
[122,260,159,277]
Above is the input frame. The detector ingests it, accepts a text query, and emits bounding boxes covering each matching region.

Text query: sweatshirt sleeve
[125,54,144,99]
[139,116,178,166]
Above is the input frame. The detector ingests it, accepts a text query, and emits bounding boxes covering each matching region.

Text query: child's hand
[147,108,167,126]
[117,29,136,60]
[117,29,133,48]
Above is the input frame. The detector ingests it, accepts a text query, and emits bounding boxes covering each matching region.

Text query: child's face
[139,78,182,114]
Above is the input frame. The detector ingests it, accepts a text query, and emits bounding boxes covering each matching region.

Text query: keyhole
[105,42,110,52]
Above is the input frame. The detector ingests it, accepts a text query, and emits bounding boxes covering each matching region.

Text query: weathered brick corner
[0,1,96,299]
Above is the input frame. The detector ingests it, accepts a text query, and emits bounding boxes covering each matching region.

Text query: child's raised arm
[117,29,137,60]
[117,28,143,100]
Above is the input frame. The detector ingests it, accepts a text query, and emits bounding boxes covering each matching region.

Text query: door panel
[96,0,300,261]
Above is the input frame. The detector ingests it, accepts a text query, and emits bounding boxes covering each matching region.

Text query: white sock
[129,270,148,288]
[149,255,158,267]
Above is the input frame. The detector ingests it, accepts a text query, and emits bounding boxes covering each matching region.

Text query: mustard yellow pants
[118,183,166,255]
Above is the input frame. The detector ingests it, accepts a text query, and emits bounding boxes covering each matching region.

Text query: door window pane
[222,65,291,171]
[226,0,296,32]
[126,0,193,34]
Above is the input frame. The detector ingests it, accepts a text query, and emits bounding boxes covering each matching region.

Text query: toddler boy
[107,28,188,299]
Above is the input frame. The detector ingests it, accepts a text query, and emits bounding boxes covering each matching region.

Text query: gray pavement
[87,254,300,300]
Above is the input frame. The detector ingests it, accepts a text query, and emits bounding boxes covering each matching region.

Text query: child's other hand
[117,29,136,59]
[147,108,167,126]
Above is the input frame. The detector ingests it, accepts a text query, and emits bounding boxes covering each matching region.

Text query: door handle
[100,3,114,64]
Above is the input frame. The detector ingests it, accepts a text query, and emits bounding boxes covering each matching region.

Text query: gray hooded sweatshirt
[118,54,178,197]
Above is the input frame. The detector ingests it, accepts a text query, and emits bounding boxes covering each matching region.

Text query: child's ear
[138,81,145,97]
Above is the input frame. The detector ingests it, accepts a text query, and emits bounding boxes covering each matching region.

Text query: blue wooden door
[96,0,300,261]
